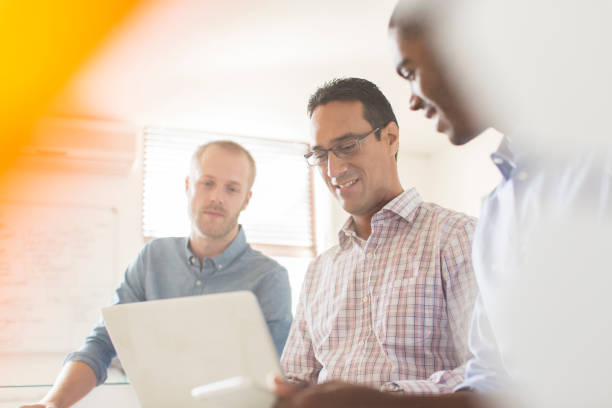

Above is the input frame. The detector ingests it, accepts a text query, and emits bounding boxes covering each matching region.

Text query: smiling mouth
[333,178,358,190]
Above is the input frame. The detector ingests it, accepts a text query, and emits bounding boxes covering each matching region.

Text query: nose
[209,186,224,205]
[325,151,349,180]
[409,94,425,111]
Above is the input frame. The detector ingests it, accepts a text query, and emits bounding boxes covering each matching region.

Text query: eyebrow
[201,175,243,187]
[225,180,242,188]
[312,132,364,151]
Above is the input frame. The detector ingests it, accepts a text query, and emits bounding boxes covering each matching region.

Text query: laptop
[102,291,281,408]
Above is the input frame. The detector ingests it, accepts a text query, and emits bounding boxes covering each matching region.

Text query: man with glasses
[277,77,478,397]
[274,1,612,407]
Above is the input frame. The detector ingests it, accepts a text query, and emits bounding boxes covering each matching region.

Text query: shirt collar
[380,188,423,223]
[184,225,248,270]
[490,136,516,181]
[338,188,423,247]
[338,217,359,247]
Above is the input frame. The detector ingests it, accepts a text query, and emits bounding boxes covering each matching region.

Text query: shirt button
[189,256,196,265]
[218,264,222,269]
[358,340,365,347]
[362,296,369,303]
[517,171,529,181]
[196,280,202,286]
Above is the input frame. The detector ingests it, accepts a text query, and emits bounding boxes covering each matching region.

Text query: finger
[267,374,301,398]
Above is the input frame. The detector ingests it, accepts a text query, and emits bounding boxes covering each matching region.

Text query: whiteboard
[0,202,118,353]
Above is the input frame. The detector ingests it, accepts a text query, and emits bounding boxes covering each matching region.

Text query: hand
[272,379,401,408]
[269,375,307,399]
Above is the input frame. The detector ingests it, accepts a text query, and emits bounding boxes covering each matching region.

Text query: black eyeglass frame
[304,126,381,167]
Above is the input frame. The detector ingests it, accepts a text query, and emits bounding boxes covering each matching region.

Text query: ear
[383,121,400,157]
[242,190,253,211]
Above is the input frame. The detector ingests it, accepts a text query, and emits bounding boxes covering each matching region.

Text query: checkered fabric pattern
[281,188,478,394]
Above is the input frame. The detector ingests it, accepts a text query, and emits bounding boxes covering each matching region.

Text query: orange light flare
[0,0,143,179]
[0,0,143,317]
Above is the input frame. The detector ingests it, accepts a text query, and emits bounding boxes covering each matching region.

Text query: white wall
[0,144,144,281]
[0,133,143,386]
[416,129,503,217]
[401,128,504,217]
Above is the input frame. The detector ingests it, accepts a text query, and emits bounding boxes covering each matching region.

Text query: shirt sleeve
[455,295,511,392]
[381,364,468,394]
[253,262,293,356]
[63,244,148,385]
[280,260,322,384]
[441,217,478,362]
[382,216,479,395]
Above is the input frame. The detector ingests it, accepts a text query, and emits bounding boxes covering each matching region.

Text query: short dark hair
[307,78,398,140]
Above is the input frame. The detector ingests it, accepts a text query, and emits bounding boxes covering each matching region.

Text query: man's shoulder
[418,201,477,228]
[240,245,287,274]
[140,237,187,256]
[416,202,477,247]
[144,236,186,248]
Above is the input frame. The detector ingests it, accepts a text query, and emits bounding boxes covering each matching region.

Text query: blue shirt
[65,227,293,385]
[459,138,612,393]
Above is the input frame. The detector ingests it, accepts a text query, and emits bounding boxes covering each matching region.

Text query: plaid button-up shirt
[281,189,478,394]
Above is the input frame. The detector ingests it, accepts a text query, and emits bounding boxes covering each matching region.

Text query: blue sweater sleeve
[64,244,148,385]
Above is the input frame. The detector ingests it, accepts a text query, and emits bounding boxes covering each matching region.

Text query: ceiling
[49,0,449,154]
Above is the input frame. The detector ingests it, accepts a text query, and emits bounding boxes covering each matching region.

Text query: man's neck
[189,226,238,260]
[352,214,373,240]
[351,188,404,240]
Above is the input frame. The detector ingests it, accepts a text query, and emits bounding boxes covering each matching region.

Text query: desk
[1,353,139,408]
[0,383,139,408]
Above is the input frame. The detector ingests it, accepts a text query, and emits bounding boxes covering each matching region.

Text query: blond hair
[190,140,256,189]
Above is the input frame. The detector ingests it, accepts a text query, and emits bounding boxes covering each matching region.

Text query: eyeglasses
[304,127,380,167]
